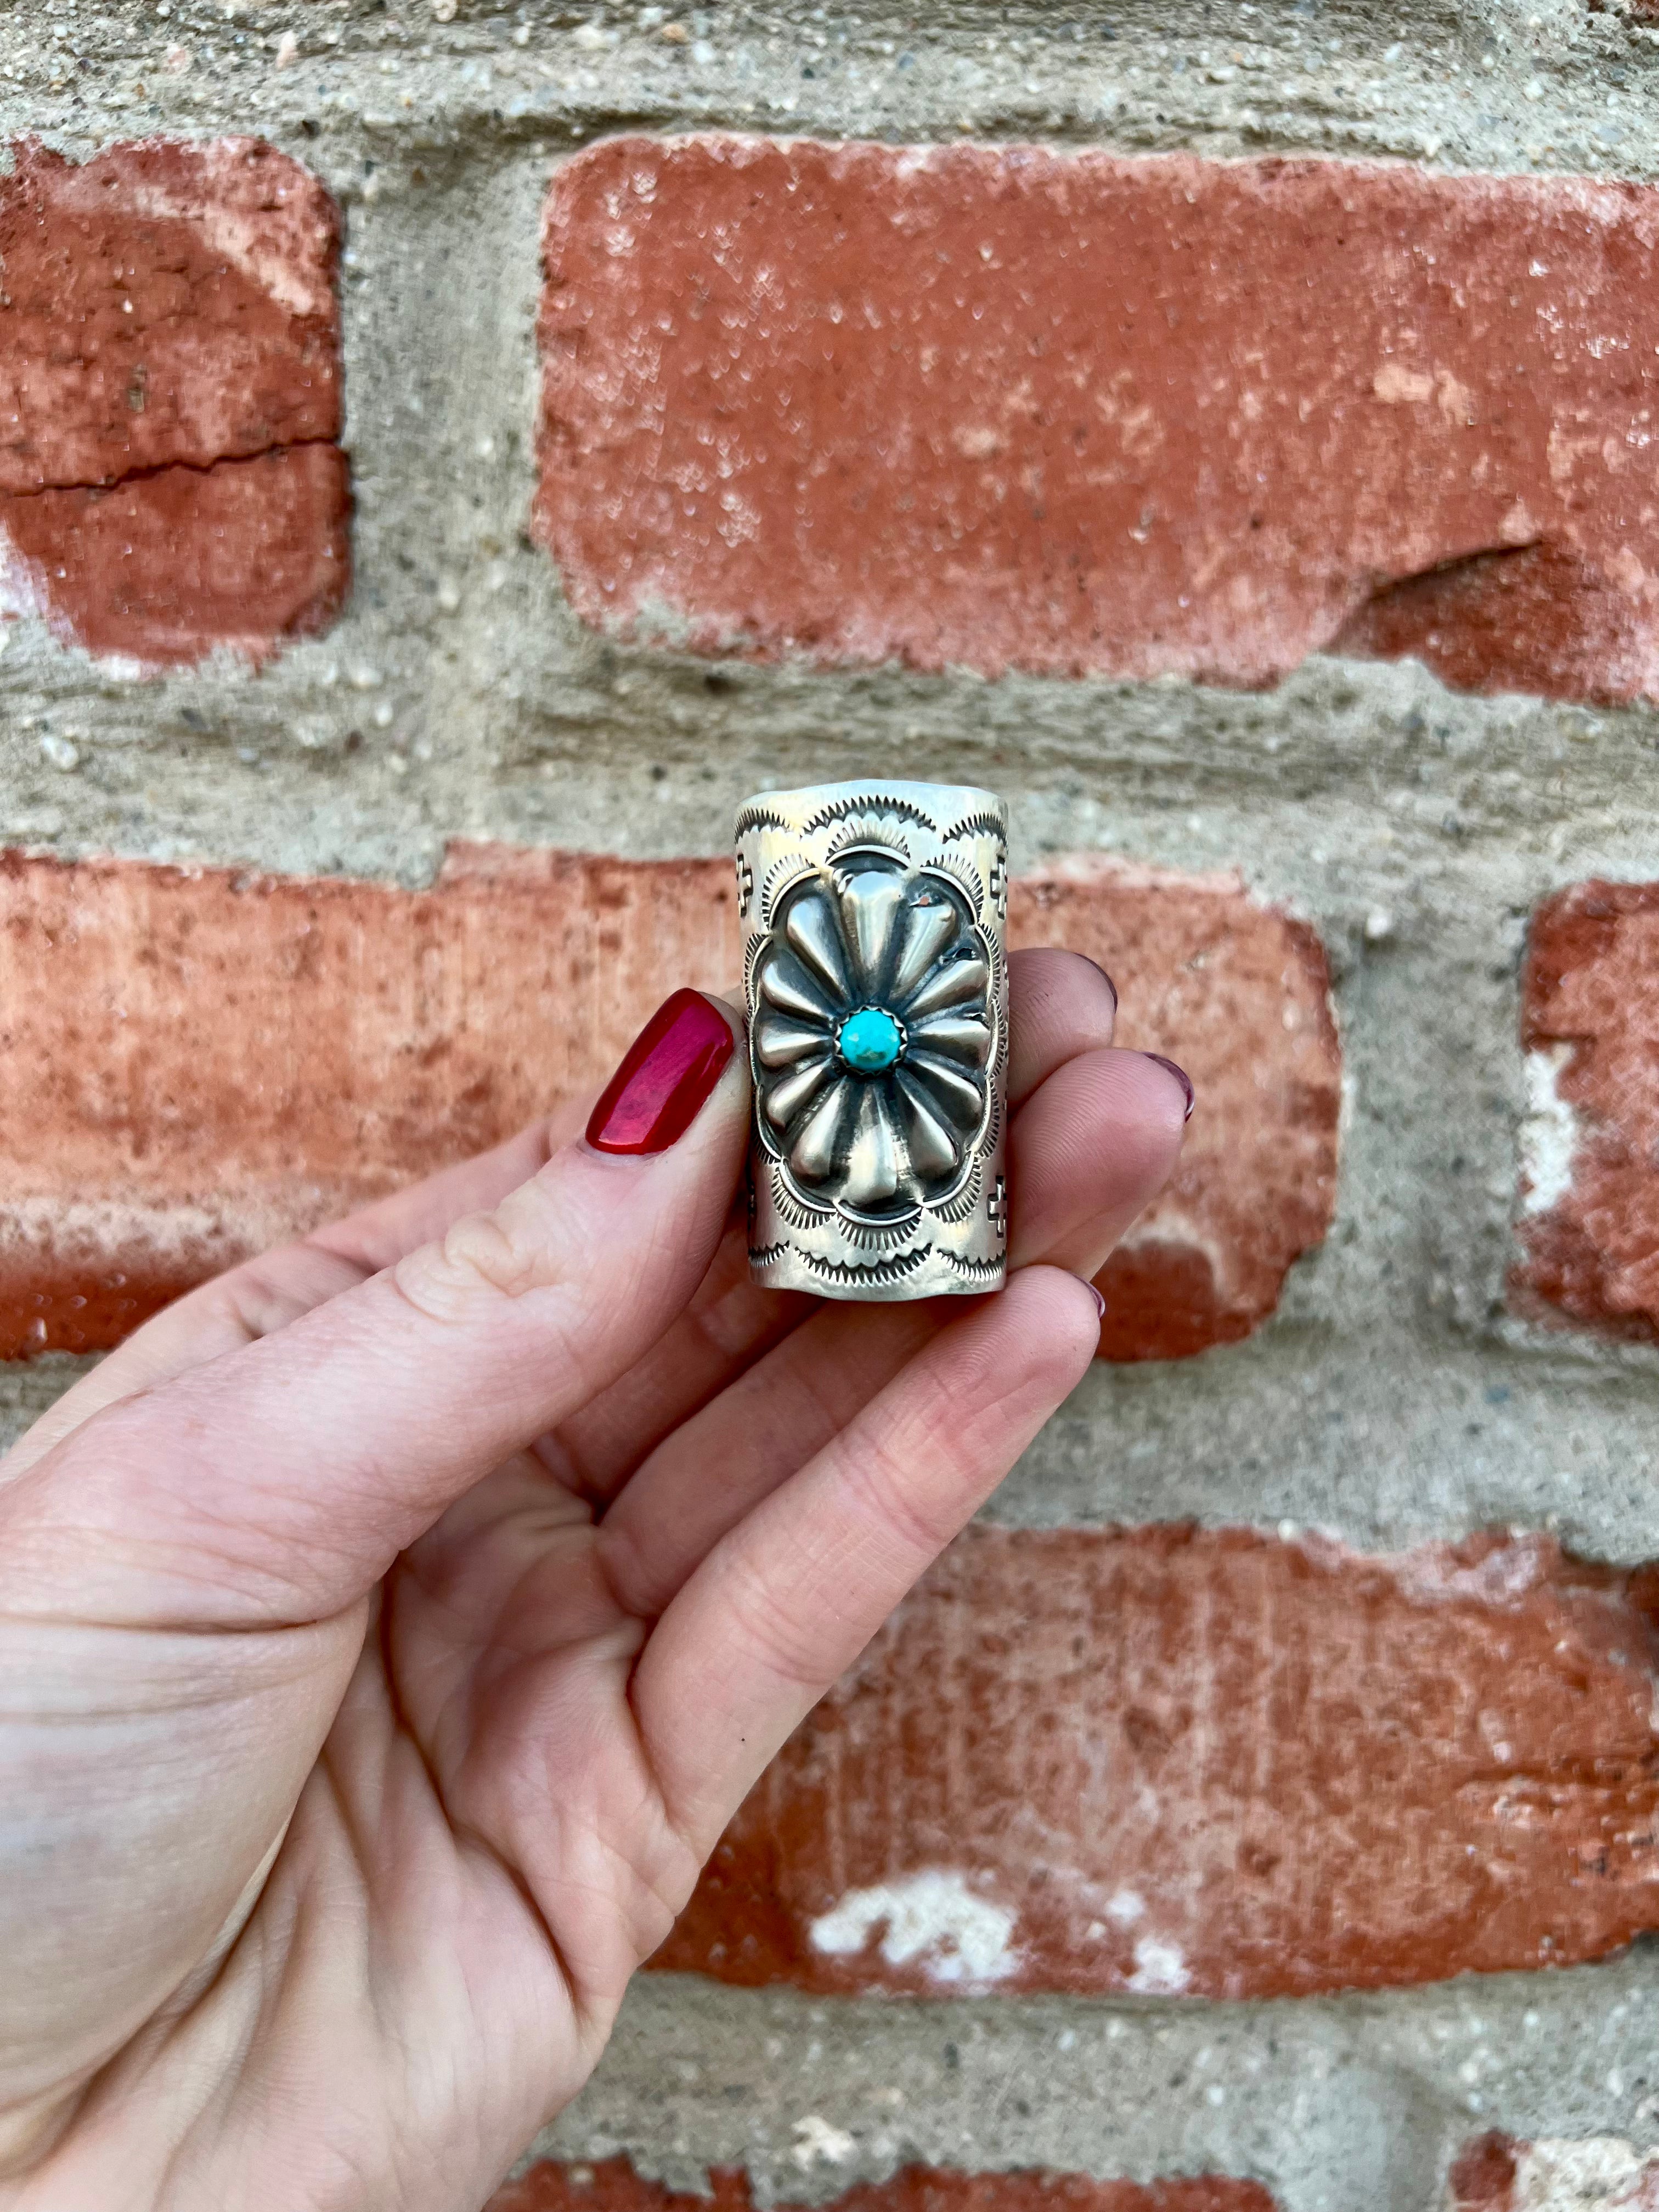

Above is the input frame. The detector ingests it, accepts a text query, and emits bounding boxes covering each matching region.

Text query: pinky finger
[630,1265,1099,1859]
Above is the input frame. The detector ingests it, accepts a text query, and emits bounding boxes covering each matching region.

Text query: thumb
[4,990,748,1629]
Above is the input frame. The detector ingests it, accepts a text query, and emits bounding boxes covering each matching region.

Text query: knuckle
[225,1247,370,1341]
[845,1432,962,1560]
[724,1553,835,1693]
[391,1192,564,1323]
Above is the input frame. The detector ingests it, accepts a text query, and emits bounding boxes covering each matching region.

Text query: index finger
[1,1102,590,1482]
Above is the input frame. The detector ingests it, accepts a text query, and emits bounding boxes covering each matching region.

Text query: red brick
[0,844,736,1357]
[1513,881,1659,1344]
[656,1525,1659,1999]
[0,137,346,666]
[1333,542,1646,706]
[1449,2135,1659,2209]
[1008,860,1338,1360]
[0,447,348,667]
[490,2160,1277,2212]
[538,137,1659,704]
[1448,2137,1521,2210]
[0,845,1335,1360]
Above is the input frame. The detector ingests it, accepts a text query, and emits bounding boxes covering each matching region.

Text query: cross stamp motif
[989,845,1008,922]
[735,852,755,917]
[987,1173,1008,1242]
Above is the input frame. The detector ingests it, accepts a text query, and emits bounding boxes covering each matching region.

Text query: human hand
[0,952,1186,2212]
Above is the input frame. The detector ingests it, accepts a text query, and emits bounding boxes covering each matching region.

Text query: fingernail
[587,989,736,1155]
[1144,1052,1195,1122]
[1080,956,1118,1014]
[1088,1282,1107,1320]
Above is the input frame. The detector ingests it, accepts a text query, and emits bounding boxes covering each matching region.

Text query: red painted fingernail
[1144,1053,1195,1121]
[586,989,736,1155]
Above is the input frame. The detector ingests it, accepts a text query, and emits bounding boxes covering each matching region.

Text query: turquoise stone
[838,1006,903,1072]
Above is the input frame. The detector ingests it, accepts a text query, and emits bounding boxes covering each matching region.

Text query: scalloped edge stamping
[800,1245,931,1289]
[929,1158,985,1224]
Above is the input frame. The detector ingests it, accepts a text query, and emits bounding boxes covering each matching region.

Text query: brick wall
[6,2,1659,2207]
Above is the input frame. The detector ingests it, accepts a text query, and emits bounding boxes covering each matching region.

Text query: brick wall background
[7,1,1659,2205]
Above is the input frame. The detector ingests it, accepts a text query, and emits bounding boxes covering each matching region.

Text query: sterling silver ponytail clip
[736,779,1010,1301]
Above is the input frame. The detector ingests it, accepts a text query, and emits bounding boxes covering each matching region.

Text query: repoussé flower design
[751,858,994,1217]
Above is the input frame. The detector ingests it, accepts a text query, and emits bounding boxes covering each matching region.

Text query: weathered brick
[0,845,1335,1361]
[1513,880,1659,1344]
[490,2160,1277,2212]
[0,137,347,665]
[0,843,736,1357]
[1011,859,1338,1360]
[656,1526,1659,1999]
[1,446,348,667]
[1450,2134,1659,2209]
[537,137,1659,704]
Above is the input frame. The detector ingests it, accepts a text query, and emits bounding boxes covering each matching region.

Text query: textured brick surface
[1513,880,1659,1345]
[656,1525,1659,2000]
[0,845,1335,1362]
[1450,2134,1659,2209]
[0,137,346,665]
[1011,860,1338,1360]
[538,136,1659,703]
[0,445,348,668]
[0,843,735,1356]
[491,2160,1276,2212]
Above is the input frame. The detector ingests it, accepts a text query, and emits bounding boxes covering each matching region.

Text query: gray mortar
[8,0,1659,2203]
[525,1952,1659,2211]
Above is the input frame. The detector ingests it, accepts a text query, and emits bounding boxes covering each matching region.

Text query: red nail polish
[586,990,736,1155]
[1144,1053,1195,1121]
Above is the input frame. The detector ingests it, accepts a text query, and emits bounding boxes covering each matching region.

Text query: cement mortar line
[1012,1334,1659,1562]
[4,88,1658,188]
[6,701,1659,889]
[526,1949,1659,2212]
[2,665,1655,921]
[4,585,1659,830]
[2,4,1658,186]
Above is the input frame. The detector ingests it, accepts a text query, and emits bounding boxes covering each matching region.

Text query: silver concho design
[737,780,1009,1300]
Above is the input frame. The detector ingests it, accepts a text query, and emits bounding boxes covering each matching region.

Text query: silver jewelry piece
[736,778,1010,1301]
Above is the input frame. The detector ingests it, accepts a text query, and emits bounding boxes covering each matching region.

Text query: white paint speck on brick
[1519,1042,1579,1217]
[1510,2136,1657,2209]
[89,146,337,321]
[1127,1935,1192,1995]
[790,2117,857,2171]
[809,1870,1018,1985]
[1113,1211,1229,1293]
[0,528,46,626]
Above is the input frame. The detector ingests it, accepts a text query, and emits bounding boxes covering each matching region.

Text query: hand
[0,953,1186,2212]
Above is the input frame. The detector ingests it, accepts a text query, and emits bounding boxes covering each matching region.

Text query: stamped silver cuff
[735,778,1010,1301]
